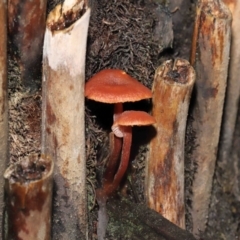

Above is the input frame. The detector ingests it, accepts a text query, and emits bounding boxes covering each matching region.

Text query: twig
[0,1,8,238]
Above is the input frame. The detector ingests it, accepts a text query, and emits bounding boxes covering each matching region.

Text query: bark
[107,197,196,240]
[41,2,90,239]
[146,59,195,229]
[4,155,53,240]
[189,0,231,235]
[0,1,8,238]
[218,0,240,182]
[8,0,47,91]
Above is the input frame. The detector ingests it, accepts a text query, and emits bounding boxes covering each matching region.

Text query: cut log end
[47,1,88,31]
[154,59,195,87]
[4,155,54,240]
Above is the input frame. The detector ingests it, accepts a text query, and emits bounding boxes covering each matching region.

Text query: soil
[7,0,240,239]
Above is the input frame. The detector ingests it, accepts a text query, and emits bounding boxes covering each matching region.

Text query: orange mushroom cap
[112,110,155,137]
[85,69,152,103]
[112,110,156,127]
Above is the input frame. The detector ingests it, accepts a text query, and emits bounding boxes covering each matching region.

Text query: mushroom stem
[99,127,132,198]
[95,188,109,240]
[100,103,123,193]
[111,126,132,193]
[113,103,123,120]
[102,132,122,187]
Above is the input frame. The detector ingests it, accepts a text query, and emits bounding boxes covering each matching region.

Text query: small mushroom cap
[85,69,152,103]
[112,111,156,127]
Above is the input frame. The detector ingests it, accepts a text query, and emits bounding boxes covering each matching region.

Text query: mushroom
[85,69,152,187]
[95,110,155,240]
[86,70,153,240]
[85,69,152,120]
[103,110,156,196]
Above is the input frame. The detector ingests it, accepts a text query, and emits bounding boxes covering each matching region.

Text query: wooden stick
[189,0,231,235]
[107,197,196,240]
[4,155,53,240]
[0,1,8,238]
[8,0,47,91]
[219,1,240,164]
[146,58,195,229]
[41,2,90,239]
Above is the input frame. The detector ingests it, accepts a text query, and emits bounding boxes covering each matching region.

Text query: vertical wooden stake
[219,0,240,164]
[146,59,195,229]
[190,0,231,235]
[8,0,47,90]
[41,2,90,239]
[0,0,8,238]
[4,155,53,240]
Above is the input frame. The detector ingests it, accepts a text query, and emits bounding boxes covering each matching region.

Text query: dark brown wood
[107,197,196,240]
[0,1,8,238]
[8,0,47,90]
[4,155,53,240]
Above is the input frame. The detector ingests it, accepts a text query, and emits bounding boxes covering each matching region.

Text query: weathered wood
[41,1,90,239]
[8,0,47,90]
[107,197,196,240]
[146,59,195,229]
[219,0,240,168]
[4,155,53,240]
[190,0,231,235]
[0,1,8,238]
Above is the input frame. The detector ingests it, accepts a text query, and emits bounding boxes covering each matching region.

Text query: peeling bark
[8,0,47,91]
[41,2,90,239]
[190,0,231,235]
[146,59,195,229]
[4,155,53,240]
[0,1,8,238]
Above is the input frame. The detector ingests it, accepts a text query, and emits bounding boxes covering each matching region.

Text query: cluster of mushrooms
[85,69,155,205]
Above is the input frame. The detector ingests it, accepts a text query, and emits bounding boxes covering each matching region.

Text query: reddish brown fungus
[110,110,155,194]
[85,69,152,195]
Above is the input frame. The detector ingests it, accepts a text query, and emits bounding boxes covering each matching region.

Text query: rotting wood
[41,1,90,239]
[146,58,195,229]
[4,155,53,240]
[8,0,47,91]
[190,0,231,235]
[218,0,240,181]
[107,197,196,240]
[0,1,8,238]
